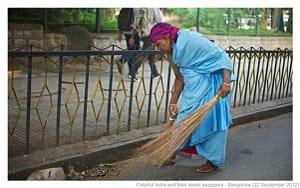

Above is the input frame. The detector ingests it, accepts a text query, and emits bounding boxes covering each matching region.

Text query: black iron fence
[227,46,293,107]
[8,46,293,157]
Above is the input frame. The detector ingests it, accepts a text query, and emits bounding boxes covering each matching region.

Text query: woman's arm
[218,69,231,98]
[169,72,184,118]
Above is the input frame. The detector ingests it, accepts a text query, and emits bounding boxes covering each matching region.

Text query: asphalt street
[100,112,293,181]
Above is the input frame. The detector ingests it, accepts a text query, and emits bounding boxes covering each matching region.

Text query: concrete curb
[8,97,292,180]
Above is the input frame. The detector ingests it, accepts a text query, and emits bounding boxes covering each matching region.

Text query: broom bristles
[134,94,221,167]
[135,120,174,156]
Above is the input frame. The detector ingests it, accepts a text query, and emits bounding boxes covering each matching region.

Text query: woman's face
[154,37,172,53]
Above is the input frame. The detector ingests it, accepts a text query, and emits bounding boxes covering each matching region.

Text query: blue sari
[172,30,235,167]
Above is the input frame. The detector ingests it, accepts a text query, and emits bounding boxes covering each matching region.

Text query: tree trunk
[279,10,285,32]
[260,8,268,29]
[286,8,292,33]
[271,8,278,29]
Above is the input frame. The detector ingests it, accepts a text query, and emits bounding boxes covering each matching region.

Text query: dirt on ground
[68,158,144,180]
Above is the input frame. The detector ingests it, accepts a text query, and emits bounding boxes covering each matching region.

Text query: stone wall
[8,24,292,51]
[8,24,67,50]
[210,35,292,50]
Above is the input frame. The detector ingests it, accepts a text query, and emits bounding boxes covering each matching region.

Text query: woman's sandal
[196,161,218,173]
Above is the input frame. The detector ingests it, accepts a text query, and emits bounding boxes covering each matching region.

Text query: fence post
[25,45,33,154]
[277,8,282,33]
[227,8,231,35]
[56,45,64,147]
[106,46,115,135]
[96,8,100,33]
[255,8,260,36]
[82,55,90,141]
[196,8,200,32]
[43,8,48,34]
[285,49,293,97]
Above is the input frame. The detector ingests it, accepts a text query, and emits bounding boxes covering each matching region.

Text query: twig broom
[135,93,221,167]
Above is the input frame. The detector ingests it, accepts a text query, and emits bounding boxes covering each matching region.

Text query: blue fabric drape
[172,30,235,166]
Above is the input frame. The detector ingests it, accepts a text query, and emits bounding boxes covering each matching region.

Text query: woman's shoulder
[177,30,206,45]
[178,30,204,39]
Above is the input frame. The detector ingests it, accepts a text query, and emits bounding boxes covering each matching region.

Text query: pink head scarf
[149,22,179,43]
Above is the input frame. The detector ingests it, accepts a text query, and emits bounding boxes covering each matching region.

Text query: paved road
[97,112,292,181]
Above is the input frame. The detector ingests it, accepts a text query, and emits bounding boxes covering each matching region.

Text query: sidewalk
[8,97,292,180]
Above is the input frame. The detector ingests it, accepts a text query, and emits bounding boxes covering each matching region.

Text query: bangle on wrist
[169,103,176,107]
[223,82,231,86]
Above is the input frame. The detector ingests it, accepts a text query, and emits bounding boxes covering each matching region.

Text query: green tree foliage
[8,8,292,35]
[200,8,226,33]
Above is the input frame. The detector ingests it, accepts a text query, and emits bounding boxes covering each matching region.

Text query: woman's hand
[169,104,178,120]
[218,69,231,98]
[218,83,231,98]
[129,37,135,47]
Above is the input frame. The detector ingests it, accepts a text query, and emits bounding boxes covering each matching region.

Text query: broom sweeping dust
[134,93,221,168]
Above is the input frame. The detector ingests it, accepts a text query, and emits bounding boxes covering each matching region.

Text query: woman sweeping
[149,22,235,173]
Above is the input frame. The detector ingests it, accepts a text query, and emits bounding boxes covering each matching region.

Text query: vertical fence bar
[127,79,134,131]
[252,48,262,104]
[232,48,242,108]
[25,47,33,154]
[196,8,200,32]
[127,51,135,131]
[278,50,284,99]
[270,49,279,100]
[225,47,234,105]
[262,51,271,102]
[243,49,253,106]
[164,62,172,121]
[82,55,90,140]
[147,67,154,127]
[285,49,293,97]
[56,45,64,147]
[106,46,115,135]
